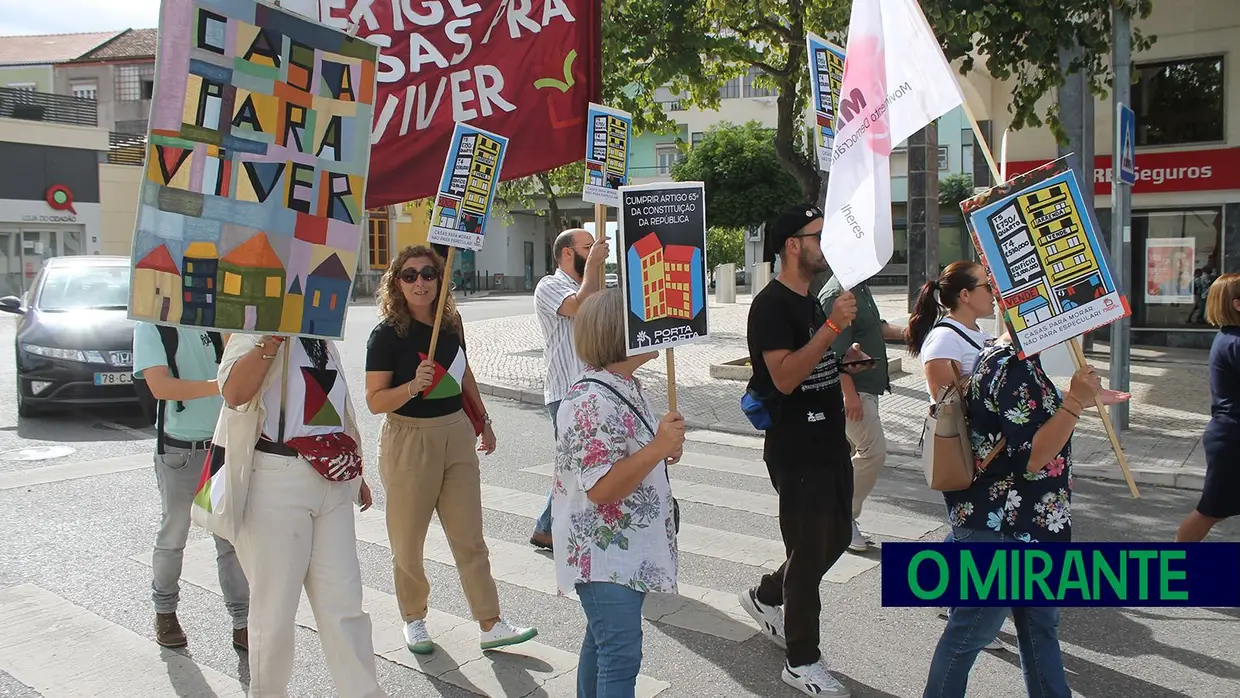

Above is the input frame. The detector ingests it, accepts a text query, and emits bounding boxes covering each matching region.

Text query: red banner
[321,1,601,208]
[1007,146,1240,197]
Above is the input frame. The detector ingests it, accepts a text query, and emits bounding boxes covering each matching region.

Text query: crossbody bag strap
[934,320,984,351]
[944,362,1006,474]
[576,378,670,488]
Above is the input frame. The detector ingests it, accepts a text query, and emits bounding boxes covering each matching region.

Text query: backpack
[133,327,223,448]
[919,323,1004,491]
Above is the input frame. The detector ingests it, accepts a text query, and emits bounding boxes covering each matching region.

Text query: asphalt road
[1,297,1238,697]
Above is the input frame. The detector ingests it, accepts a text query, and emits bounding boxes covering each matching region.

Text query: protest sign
[805,32,846,172]
[428,123,509,252]
[582,103,632,208]
[962,159,1131,359]
[619,182,708,356]
[130,0,378,340]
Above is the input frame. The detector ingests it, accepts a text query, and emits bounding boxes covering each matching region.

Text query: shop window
[1130,208,1222,329]
[1132,56,1224,146]
[368,208,390,270]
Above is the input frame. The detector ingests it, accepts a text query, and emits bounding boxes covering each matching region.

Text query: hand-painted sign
[428,122,509,251]
[582,103,631,208]
[805,31,846,172]
[962,158,1130,358]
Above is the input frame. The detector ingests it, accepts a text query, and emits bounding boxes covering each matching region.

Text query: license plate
[94,372,132,386]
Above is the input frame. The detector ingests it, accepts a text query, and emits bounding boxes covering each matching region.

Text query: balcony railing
[0,87,97,127]
[108,132,146,166]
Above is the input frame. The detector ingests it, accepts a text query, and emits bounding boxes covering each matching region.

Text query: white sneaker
[848,521,870,552]
[782,659,851,697]
[938,607,951,619]
[480,618,538,651]
[738,587,786,648]
[403,620,433,655]
[985,639,1005,651]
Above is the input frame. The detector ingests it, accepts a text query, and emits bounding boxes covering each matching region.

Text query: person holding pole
[1176,273,1240,542]
[529,227,611,551]
[738,203,870,698]
[365,245,537,657]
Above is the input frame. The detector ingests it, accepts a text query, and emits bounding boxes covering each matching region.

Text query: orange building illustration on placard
[627,232,705,323]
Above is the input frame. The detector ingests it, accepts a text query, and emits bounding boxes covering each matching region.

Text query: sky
[0,0,162,34]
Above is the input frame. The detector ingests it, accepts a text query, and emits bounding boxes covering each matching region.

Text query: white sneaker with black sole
[782,659,851,697]
[738,587,787,648]
[848,520,871,553]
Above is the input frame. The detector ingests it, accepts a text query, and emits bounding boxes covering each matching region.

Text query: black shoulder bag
[577,378,680,533]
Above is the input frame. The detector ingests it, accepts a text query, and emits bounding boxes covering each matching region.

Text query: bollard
[751,262,772,293]
[715,263,736,303]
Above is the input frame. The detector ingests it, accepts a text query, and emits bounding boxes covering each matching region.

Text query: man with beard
[738,203,866,698]
[529,228,609,550]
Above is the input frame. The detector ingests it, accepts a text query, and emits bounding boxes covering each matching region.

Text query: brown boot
[232,627,248,652]
[155,613,187,648]
[529,531,553,551]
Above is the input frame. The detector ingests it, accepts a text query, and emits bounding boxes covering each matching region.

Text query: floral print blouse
[944,342,1074,542]
[552,367,678,596]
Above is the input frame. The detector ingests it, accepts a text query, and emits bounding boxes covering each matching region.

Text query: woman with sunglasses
[364,245,537,656]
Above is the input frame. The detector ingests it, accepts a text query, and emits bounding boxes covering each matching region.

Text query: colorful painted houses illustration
[216,234,286,331]
[627,232,703,322]
[180,241,218,327]
[133,244,183,322]
[302,253,350,337]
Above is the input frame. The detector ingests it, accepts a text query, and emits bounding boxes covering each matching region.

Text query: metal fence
[0,87,96,127]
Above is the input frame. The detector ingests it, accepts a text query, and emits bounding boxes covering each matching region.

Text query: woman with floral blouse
[922,340,1128,698]
[552,288,686,698]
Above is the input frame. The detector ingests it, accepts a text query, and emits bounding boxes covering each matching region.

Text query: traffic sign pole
[1110,7,1134,431]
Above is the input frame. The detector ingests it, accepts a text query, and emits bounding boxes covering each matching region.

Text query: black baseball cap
[764,203,824,263]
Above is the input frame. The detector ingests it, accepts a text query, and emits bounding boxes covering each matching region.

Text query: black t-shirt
[746,279,846,451]
[365,320,468,419]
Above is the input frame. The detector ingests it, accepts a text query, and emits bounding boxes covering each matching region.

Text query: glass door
[0,230,20,298]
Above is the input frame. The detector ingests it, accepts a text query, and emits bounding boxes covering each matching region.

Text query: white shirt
[920,318,993,400]
[534,269,588,405]
[552,367,678,596]
[260,339,351,442]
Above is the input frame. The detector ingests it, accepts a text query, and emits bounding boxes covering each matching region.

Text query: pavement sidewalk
[467,286,1211,493]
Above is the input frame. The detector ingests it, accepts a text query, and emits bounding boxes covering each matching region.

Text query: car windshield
[37,265,131,311]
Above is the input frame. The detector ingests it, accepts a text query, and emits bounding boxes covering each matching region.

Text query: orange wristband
[826,319,841,335]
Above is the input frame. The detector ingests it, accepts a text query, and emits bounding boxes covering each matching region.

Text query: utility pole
[1110,5,1134,430]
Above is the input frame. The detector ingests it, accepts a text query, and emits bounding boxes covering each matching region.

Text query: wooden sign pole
[958,98,1139,498]
[428,246,457,359]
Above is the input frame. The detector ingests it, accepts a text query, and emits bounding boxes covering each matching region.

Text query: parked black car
[0,256,136,417]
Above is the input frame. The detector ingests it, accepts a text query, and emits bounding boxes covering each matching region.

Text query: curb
[476,380,1204,493]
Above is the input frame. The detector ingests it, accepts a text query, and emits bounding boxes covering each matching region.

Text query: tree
[706,227,745,269]
[671,121,803,230]
[495,161,586,232]
[938,173,974,210]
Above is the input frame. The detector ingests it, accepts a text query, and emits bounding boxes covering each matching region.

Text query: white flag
[820,0,965,289]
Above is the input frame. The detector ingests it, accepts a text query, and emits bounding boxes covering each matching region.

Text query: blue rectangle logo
[881,542,1240,607]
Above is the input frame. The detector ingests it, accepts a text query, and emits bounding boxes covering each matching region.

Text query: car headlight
[21,344,107,363]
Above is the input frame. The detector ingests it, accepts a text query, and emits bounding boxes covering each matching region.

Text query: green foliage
[920,0,1156,142]
[938,173,975,210]
[705,227,745,270]
[495,161,586,230]
[671,121,803,230]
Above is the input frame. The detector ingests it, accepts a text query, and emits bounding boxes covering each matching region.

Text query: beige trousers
[846,392,888,520]
[379,411,501,622]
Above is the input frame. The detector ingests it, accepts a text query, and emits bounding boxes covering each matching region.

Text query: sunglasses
[398,266,439,283]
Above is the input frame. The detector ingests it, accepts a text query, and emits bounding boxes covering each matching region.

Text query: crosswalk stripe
[479,483,881,583]
[520,461,944,541]
[0,454,150,491]
[685,430,764,450]
[353,509,759,643]
[132,542,670,698]
[0,583,245,697]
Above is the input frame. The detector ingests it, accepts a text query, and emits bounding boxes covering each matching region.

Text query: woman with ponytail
[364,246,537,657]
[905,261,997,400]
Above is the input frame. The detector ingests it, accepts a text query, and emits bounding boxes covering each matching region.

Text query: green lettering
[1092,550,1126,600]
[909,551,949,600]
[1024,550,1055,601]
[1010,548,1020,601]
[1159,551,1189,601]
[962,549,1005,601]
[1130,551,1158,600]
[1058,550,1090,601]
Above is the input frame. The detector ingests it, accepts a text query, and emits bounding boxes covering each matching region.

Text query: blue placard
[428,123,510,251]
[805,31,846,172]
[1118,102,1137,186]
[881,542,1240,607]
[582,103,632,208]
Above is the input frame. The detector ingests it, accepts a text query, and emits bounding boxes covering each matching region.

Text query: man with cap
[738,203,868,698]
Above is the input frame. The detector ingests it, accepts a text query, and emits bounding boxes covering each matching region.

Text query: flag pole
[428,246,457,361]
[958,95,1139,498]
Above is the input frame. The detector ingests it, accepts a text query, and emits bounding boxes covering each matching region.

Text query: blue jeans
[534,400,561,536]
[576,582,645,698]
[923,527,1071,698]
